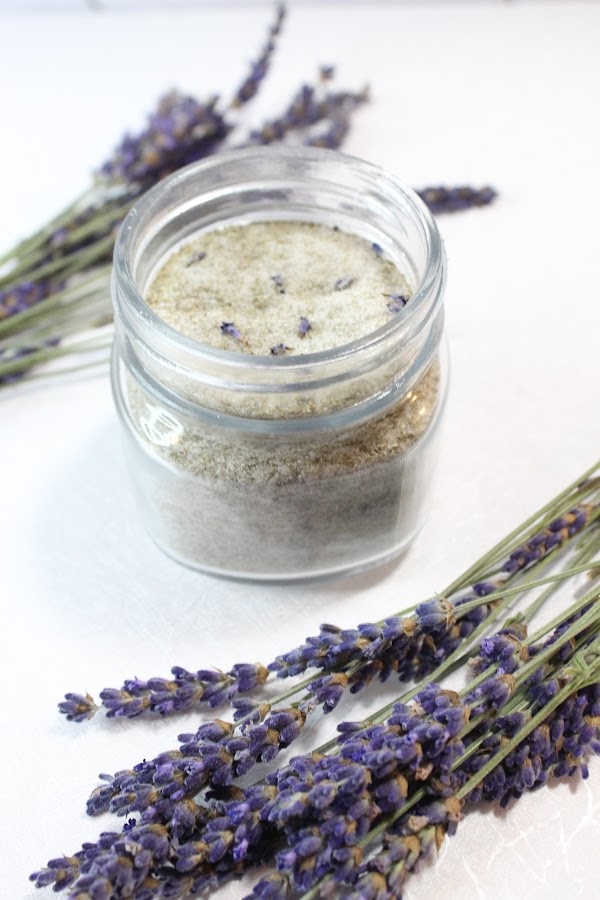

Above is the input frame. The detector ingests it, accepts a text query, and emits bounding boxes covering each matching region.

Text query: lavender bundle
[31,459,600,898]
[0,4,495,389]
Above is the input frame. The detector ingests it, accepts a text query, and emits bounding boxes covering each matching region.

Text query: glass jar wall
[111,146,448,581]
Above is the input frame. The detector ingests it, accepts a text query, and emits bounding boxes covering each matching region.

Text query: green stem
[520,529,600,625]
[0,232,114,291]
[0,189,94,269]
[0,265,112,339]
[0,335,111,380]
[453,559,600,617]
[0,195,133,286]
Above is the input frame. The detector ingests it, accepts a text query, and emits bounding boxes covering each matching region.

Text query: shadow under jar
[111,146,448,581]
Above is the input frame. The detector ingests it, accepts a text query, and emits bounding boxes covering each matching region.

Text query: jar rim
[113,145,444,372]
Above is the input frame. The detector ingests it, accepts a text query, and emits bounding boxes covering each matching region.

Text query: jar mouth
[113,145,444,373]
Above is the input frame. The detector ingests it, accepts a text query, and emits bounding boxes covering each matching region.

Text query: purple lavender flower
[0,279,49,320]
[465,683,600,808]
[270,273,285,294]
[298,316,312,337]
[465,672,516,717]
[334,275,354,291]
[469,624,529,676]
[385,292,409,314]
[57,692,98,723]
[417,185,497,214]
[231,5,286,108]
[184,250,206,267]
[89,704,309,821]
[71,662,270,722]
[501,505,592,574]
[248,81,368,147]
[346,797,463,898]
[303,673,349,714]
[221,321,242,341]
[270,343,292,356]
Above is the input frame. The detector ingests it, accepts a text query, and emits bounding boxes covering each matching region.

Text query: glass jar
[111,146,447,581]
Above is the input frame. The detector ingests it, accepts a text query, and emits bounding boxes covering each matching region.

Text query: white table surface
[2,2,600,898]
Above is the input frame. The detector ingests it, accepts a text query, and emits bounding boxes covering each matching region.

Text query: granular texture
[145,221,412,355]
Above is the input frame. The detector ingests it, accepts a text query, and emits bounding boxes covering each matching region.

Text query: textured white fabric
[2,3,600,897]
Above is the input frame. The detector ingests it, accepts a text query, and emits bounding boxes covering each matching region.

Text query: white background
[2,2,600,898]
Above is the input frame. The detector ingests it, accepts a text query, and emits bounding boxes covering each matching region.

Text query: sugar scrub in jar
[111,146,448,580]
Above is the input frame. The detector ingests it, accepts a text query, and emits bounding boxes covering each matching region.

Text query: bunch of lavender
[29,460,600,897]
[0,4,495,389]
[33,574,600,898]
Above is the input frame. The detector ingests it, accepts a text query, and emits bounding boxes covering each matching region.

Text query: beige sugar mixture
[145,221,412,355]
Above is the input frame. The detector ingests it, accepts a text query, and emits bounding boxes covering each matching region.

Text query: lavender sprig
[231,4,286,108]
[268,504,596,681]
[58,491,598,726]
[417,185,497,214]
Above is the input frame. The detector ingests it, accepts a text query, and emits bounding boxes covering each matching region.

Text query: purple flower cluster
[465,682,600,808]
[86,705,307,821]
[0,279,49,320]
[270,504,592,686]
[298,315,312,337]
[469,623,529,676]
[232,5,285,108]
[99,91,230,188]
[248,80,369,149]
[347,796,463,899]
[417,185,497,214]
[58,692,99,723]
[221,321,243,341]
[36,685,469,897]
[61,662,269,721]
[246,684,468,895]
[501,506,590,575]
[33,661,600,899]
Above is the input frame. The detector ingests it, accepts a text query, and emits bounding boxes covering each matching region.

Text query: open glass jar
[111,146,447,581]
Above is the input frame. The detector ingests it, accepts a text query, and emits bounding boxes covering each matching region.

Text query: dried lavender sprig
[231,4,286,108]
[80,663,269,721]
[268,503,597,680]
[246,79,369,147]
[417,185,497,214]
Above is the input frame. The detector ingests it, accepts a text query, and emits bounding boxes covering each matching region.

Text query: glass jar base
[145,527,424,585]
